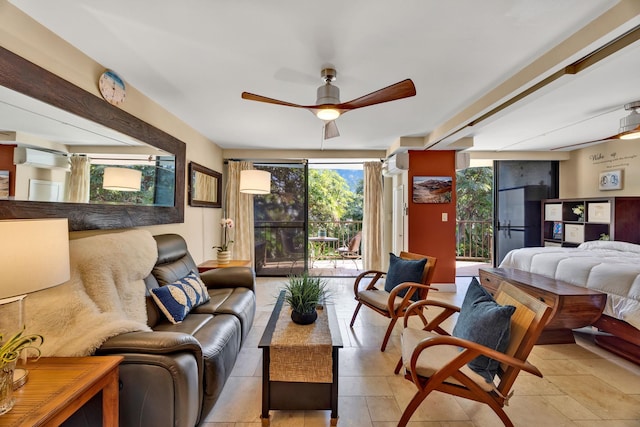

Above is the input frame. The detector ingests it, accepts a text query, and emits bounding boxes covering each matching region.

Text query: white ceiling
[8,0,640,154]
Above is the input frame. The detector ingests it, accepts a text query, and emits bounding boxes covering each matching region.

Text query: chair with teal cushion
[349,251,437,351]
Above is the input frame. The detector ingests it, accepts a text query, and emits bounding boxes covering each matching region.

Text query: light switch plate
[442,212,448,221]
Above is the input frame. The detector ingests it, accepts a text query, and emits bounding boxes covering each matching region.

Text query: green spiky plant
[0,328,43,368]
[283,273,328,314]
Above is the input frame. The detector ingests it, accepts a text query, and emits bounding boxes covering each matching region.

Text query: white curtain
[362,161,384,270]
[225,161,254,261]
[66,154,90,203]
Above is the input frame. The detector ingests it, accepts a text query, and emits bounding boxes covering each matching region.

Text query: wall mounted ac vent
[382,152,409,176]
[13,147,69,170]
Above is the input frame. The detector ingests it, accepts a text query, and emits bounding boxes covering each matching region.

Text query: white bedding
[499,240,640,330]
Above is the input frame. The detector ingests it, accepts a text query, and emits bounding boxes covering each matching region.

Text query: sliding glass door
[253,162,308,276]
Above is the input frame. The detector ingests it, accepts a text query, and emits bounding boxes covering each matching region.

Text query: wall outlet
[442,212,448,222]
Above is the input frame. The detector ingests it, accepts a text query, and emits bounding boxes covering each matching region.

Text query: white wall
[0,2,223,263]
[560,138,640,198]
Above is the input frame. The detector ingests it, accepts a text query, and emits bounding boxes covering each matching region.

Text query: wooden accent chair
[337,231,362,269]
[349,252,437,351]
[394,281,552,427]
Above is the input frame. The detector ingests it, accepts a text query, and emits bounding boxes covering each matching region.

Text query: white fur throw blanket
[24,229,156,356]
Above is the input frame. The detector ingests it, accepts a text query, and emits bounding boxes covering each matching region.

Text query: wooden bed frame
[592,315,640,365]
[479,267,640,365]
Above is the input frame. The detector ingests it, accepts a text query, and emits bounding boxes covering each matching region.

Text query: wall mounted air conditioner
[13,147,69,170]
[383,152,409,176]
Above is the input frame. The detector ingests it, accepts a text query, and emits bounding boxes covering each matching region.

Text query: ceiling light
[316,108,341,121]
[619,101,640,140]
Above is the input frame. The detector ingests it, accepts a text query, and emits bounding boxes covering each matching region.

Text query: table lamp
[0,218,70,389]
[239,169,271,194]
[103,167,142,191]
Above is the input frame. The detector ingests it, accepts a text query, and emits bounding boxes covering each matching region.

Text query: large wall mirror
[0,46,185,230]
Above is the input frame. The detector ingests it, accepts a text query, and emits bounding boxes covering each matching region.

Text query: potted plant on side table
[283,273,328,325]
[0,329,43,415]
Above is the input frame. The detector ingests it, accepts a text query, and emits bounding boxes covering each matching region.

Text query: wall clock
[98,70,126,105]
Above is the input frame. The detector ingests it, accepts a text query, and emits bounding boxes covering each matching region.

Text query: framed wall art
[412,176,452,204]
[188,162,222,208]
[599,169,622,191]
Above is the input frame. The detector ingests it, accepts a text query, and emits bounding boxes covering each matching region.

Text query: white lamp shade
[239,169,271,194]
[103,167,142,191]
[0,218,70,299]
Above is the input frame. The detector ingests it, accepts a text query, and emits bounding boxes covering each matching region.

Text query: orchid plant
[213,218,234,252]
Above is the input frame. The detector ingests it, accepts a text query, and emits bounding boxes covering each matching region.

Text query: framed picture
[188,162,222,208]
[599,169,623,191]
[0,171,8,199]
[412,176,452,204]
[552,222,563,240]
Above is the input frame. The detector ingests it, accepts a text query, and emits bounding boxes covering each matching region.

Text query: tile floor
[201,277,640,427]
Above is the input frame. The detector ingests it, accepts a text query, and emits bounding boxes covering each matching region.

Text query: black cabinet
[496,185,549,264]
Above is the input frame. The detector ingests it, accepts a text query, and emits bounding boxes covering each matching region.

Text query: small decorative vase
[0,360,16,416]
[217,250,230,265]
[291,309,318,325]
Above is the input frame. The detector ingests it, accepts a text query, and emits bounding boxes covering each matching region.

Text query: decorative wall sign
[599,169,623,191]
[412,176,452,203]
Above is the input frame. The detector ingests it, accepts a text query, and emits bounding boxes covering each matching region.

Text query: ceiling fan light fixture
[316,107,341,121]
[619,102,640,140]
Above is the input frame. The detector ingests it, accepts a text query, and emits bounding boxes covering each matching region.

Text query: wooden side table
[2,356,122,426]
[197,259,252,273]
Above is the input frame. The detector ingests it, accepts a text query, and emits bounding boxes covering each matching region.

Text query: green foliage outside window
[456,167,493,260]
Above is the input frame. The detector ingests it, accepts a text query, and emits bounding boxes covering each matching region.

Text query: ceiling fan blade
[323,120,340,140]
[241,92,307,109]
[551,134,619,151]
[338,79,416,110]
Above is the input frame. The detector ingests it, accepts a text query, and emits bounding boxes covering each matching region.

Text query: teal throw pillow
[384,253,427,301]
[151,270,210,324]
[452,277,515,383]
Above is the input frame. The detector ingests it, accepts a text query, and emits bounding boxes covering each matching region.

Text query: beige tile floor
[201,277,640,427]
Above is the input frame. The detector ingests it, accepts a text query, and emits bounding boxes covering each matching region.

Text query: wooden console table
[197,259,251,273]
[479,268,606,344]
[259,291,342,426]
[2,356,122,427]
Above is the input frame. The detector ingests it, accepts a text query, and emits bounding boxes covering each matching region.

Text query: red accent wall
[0,145,16,196]
[408,150,457,284]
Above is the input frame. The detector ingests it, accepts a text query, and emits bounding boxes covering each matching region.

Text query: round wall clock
[98,70,126,105]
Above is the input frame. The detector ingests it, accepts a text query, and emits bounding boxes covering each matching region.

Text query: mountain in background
[335,169,363,192]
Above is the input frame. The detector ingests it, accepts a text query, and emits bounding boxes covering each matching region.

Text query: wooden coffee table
[259,291,342,426]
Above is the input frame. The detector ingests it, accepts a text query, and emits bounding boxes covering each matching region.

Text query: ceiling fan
[241,68,416,140]
[552,101,640,150]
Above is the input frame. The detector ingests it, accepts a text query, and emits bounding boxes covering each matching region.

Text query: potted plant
[283,273,328,325]
[0,329,43,415]
[213,218,234,264]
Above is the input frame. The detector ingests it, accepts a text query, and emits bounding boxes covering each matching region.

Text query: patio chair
[278,229,304,272]
[349,251,437,351]
[337,231,362,269]
[394,279,552,427]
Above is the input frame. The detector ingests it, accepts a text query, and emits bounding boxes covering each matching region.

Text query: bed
[499,240,640,363]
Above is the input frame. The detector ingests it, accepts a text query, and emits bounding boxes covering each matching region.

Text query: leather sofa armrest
[97,331,203,357]
[200,267,256,292]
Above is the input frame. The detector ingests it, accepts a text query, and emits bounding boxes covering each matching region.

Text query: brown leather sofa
[64,233,256,427]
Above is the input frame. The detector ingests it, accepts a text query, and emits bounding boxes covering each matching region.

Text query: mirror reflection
[189,162,221,208]
[0,85,176,206]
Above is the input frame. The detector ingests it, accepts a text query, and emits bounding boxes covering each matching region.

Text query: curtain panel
[362,161,384,270]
